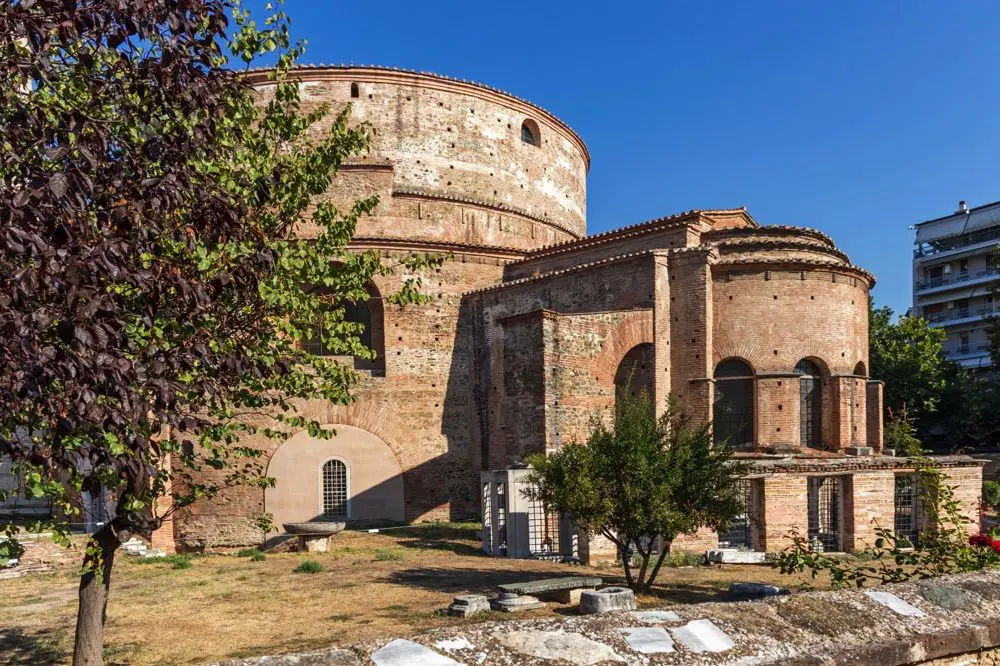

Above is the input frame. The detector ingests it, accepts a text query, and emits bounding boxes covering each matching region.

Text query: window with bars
[713,359,754,448]
[718,479,755,549]
[894,474,922,547]
[807,476,842,552]
[321,459,349,519]
[796,359,823,448]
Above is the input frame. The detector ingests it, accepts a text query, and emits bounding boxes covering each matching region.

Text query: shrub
[169,555,192,570]
[373,549,403,562]
[249,551,266,562]
[235,548,262,558]
[293,560,324,574]
[666,552,705,567]
[983,480,1000,511]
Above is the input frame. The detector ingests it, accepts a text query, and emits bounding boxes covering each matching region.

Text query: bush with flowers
[776,455,998,589]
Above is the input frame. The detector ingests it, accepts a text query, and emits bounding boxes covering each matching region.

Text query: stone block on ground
[578,587,636,614]
[490,592,545,613]
[706,548,767,564]
[619,627,676,654]
[497,576,602,596]
[729,582,791,599]
[371,638,463,666]
[864,590,925,617]
[670,619,735,653]
[917,584,980,611]
[631,609,681,623]
[446,595,490,617]
[498,629,624,665]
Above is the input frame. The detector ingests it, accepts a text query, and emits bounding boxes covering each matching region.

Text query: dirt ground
[0,524,828,665]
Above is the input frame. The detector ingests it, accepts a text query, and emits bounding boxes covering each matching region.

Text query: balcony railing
[925,306,998,324]
[914,225,1000,258]
[915,268,1000,291]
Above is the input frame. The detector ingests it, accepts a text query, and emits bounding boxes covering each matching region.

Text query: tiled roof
[716,257,876,285]
[713,237,851,264]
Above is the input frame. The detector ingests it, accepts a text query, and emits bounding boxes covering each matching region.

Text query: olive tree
[0,2,437,663]
[525,391,750,592]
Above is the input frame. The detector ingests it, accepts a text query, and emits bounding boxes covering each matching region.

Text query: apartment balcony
[915,268,1000,295]
[944,344,993,369]
[925,306,999,327]
[914,225,1000,259]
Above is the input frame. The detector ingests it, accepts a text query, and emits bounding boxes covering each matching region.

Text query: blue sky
[245,1,1000,314]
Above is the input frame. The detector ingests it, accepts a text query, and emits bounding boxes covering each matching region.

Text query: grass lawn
[0,523,828,665]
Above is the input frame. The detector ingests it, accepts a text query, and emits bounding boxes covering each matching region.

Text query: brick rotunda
[154,66,981,559]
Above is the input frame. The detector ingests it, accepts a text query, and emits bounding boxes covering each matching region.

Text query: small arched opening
[853,361,867,377]
[713,358,755,448]
[614,343,654,412]
[520,119,540,146]
[795,358,826,448]
[320,458,350,519]
[350,82,359,98]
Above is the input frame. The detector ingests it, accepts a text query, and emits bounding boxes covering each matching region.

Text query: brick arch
[594,311,654,386]
[712,340,770,371]
[259,398,406,471]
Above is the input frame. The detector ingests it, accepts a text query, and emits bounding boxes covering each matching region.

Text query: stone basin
[283,521,346,536]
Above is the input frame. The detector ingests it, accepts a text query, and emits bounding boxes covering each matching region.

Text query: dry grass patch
[0,523,827,665]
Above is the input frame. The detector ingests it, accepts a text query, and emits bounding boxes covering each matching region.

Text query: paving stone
[434,637,473,654]
[619,627,676,654]
[917,584,980,611]
[499,630,624,665]
[250,650,361,665]
[706,549,767,564]
[446,595,489,617]
[371,639,463,666]
[631,609,681,623]
[670,619,735,653]
[579,587,636,614]
[864,590,925,617]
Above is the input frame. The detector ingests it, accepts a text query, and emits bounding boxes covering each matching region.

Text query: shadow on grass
[394,538,484,557]
[0,628,67,666]
[387,523,481,542]
[387,567,607,594]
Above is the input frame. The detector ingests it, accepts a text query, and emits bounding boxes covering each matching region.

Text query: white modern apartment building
[913,200,1000,371]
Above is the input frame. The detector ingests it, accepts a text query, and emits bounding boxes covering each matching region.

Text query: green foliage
[0,538,24,561]
[525,390,749,592]
[869,300,953,427]
[983,480,1000,511]
[135,554,193,570]
[664,551,705,567]
[249,551,266,562]
[373,549,404,562]
[235,548,263,558]
[775,456,998,587]
[293,559,324,574]
[884,407,924,457]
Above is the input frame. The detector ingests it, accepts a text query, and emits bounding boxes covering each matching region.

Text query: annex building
[147,66,982,560]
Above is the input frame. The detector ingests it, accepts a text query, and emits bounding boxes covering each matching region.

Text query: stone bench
[496,576,603,607]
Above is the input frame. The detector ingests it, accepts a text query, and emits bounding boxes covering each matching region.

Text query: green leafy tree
[869,299,954,427]
[525,391,750,592]
[0,2,438,663]
[884,407,924,457]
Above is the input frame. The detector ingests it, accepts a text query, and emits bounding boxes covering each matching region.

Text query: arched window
[321,458,349,519]
[795,359,824,448]
[713,359,754,448]
[303,283,386,376]
[853,361,867,377]
[350,82,359,98]
[614,343,654,411]
[521,119,540,146]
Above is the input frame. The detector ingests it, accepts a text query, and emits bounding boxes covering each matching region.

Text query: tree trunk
[73,524,121,666]
[617,541,634,588]
[643,539,672,593]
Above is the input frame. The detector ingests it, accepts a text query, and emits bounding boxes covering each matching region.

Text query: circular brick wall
[250,66,589,252]
[710,228,873,375]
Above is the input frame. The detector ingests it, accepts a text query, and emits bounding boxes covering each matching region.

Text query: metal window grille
[807,476,842,552]
[481,480,493,553]
[718,479,754,548]
[321,459,349,519]
[799,375,822,448]
[520,123,536,145]
[495,481,508,556]
[527,496,561,556]
[894,474,922,547]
